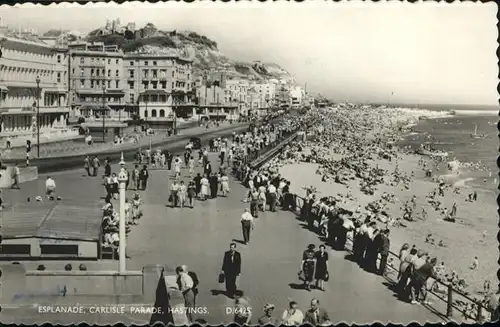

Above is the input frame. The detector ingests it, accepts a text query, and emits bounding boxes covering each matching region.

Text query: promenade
[1,146,444,325]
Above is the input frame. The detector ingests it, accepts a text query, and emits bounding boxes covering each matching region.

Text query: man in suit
[221,242,241,298]
[204,161,212,177]
[304,298,330,325]
[378,229,391,276]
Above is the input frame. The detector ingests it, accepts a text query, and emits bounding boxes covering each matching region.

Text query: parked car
[189,137,202,150]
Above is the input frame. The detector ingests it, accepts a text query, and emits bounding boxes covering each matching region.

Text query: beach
[277,105,497,297]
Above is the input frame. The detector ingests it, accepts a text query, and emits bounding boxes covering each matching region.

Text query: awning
[140,89,168,95]
[0,85,8,92]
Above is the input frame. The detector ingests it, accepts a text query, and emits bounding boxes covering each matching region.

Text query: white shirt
[241,212,254,221]
[268,184,277,194]
[45,178,56,190]
[178,272,194,292]
[282,309,304,326]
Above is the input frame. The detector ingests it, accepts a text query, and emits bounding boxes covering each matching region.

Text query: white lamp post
[117,152,128,273]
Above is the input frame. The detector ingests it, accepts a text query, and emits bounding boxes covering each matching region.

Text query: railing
[286,195,493,323]
[230,128,495,323]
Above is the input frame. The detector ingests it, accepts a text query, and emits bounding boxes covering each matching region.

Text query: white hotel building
[0,35,71,144]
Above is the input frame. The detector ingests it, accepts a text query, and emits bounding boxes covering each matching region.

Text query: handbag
[324,272,329,282]
[218,273,225,283]
[168,194,173,202]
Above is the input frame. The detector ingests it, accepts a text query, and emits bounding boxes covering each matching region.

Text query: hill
[85,22,294,82]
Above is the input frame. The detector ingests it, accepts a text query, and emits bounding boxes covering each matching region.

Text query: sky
[0,1,498,106]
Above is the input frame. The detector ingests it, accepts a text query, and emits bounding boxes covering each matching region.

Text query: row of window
[128,60,191,69]
[128,69,190,80]
[0,66,66,84]
[3,48,58,64]
[76,79,121,89]
[76,57,121,65]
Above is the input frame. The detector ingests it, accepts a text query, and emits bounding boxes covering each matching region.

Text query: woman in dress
[178,181,187,209]
[200,174,209,201]
[187,180,196,208]
[220,173,230,197]
[300,244,317,291]
[188,156,195,179]
[397,243,410,280]
[314,244,329,291]
[111,173,119,199]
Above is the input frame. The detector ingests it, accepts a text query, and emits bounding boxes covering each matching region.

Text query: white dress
[200,178,209,196]
[221,175,230,193]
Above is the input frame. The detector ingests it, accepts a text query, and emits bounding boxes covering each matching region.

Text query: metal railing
[287,195,493,323]
[230,128,495,323]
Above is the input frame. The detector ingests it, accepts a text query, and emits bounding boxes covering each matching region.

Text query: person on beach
[248,187,260,218]
[314,245,329,291]
[409,257,437,305]
[300,244,317,291]
[240,208,255,244]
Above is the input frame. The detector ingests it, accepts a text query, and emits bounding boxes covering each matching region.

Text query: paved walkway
[0,153,444,324]
[125,153,444,325]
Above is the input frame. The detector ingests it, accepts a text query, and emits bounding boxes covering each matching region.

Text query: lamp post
[102,85,106,143]
[117,152,128,273]
[36,76,40,158]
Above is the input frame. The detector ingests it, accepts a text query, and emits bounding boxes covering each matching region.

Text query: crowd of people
[250,106,499,322]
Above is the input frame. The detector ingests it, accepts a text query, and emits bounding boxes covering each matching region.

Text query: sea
[398,107,498,191]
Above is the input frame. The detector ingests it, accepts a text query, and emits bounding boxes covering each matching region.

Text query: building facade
[225,79,250,116]
[0,35,71,144]
[68,42,126,121]
[123,53,194,126]
[290,86,304,108]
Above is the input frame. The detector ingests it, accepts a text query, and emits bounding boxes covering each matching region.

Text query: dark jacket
[304,308,330,325]
[222,250,241,276]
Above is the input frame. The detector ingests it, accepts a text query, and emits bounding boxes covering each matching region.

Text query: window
[172,71,175,77]
[90,80,94,88]
[91,68,95,76]
[80,57,84,64]
[96,69,99,77]
[151,109,157,117]
[153,61,157,66]
[159,109,165,117]
[160,95,166,102]
[72,68,75,74]
[40,244,78,256]
[161,81,166,89]
[116,59,119,64]
[152,82,157,89]
[152,70,157,78]
[0,244,31,255]
[115,81,119,88]
[130,61,134,66]
[142,69,149,78]
[130,93,135,103]
[115,70,119,77]
[108,59,111,64]
[80,79,85,87]
[108,70,111,77]
[129,81,134,89]
[144,109,148,118]
[129,70,134,78]
[108,81,111,88]
[144,61,149,66]
[80,69,84,76]
[57,55,61,63]
[57,72,61,83]
[172,82,174,89]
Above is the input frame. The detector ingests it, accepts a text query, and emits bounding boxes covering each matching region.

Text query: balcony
[89,75,109,80]
[81,62,106,68]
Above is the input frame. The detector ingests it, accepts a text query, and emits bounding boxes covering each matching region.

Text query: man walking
[139,165,149,191]
[378,229,391,276]
[11,162,20,189]
[132,164,140,191]
[92,156,100,177]
[104,159,112,178]
[267,182,277,212]
[240,208,255,244]
[221,242,241,299]
[176,265,195,323]
[83,156,91,176]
